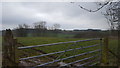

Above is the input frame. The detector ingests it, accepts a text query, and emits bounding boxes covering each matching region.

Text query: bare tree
[71,1,120,65]
[17,23,30,29]
[70,1,110,12]
[23,24,30,29]
[95,1,120,65]
[71,1,120,30]
[34,21,47,30]
[18,24,23,29]
[53,23,61,30]
[104,1,120,64]
[15,23,30,37]
[104,2,120,30]
[33,21,47,36]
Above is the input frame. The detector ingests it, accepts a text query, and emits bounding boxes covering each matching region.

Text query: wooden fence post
[2,29,18,67]
[117,29,120,66]
[102,37,109,65]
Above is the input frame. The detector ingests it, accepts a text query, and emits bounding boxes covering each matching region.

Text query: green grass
[109,38,118,54]
[16,37,101,66]
[0,35,117,66]
[17,37,82,45]
[57,34,75,38]
[17,37,99,53]
[108,38,118,66]
[16,37,118,66]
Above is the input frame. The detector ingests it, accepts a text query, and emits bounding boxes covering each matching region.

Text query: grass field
[108,37,118,66]
[1,36,117,66]
[16,37,118,66]
[17,37,100,54]
[16,37,102,66]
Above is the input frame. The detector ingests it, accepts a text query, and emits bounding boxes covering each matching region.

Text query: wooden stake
[102,37,109,65]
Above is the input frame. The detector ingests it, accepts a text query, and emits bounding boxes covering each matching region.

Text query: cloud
[2,0,118,2]
[2,2,109,30]
[1,0,108,2]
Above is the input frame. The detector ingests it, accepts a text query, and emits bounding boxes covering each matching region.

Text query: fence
[2,29,117,68]
[18,38,102,68]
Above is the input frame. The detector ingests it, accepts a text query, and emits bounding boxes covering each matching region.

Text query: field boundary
[2,29,118,67]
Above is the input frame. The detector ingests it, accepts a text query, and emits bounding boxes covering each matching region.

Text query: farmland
[17,37,100,55]
[16,37,101,66]
[0,36,117,67]
[16,37,118,66]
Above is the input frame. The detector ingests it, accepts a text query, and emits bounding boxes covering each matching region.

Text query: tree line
[14,21,61,37]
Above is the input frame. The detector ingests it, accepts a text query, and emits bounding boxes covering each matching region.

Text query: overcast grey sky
[1,2,110,30]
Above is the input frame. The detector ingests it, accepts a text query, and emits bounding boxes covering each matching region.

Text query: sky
[1,1,111,30]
